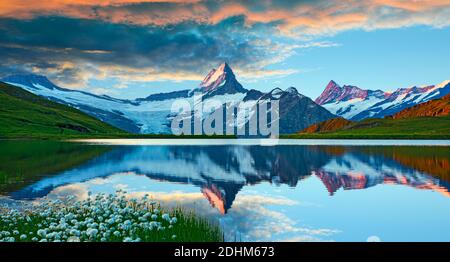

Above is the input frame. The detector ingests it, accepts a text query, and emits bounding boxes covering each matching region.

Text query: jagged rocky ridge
[315,79,450,120]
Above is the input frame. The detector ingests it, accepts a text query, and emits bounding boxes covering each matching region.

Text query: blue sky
[0,0,449,99]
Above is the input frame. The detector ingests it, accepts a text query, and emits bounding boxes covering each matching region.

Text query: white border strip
[71,139,450,146]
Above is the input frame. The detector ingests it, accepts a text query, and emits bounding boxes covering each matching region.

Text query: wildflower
[123,237,133,242]
[37,229,46,237]
[6,237,15,242]
[162,214,170,221]
[67,236,80,242]
[20,234,27,240]
[86,228,98,238]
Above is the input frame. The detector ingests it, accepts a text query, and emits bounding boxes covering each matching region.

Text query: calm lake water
[1,139,449,242]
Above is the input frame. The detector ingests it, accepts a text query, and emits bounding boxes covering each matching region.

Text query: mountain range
[1,63,334,135]
[316,79,450,120]
[1,62,449,135]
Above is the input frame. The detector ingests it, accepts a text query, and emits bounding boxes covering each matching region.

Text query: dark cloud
[1,0,448,87]
[0,15,288,85]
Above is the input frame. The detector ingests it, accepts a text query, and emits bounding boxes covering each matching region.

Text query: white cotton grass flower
[67,236,80,242]
[162,214,170,222]
[0,192,198,242]
[123,237,133,242]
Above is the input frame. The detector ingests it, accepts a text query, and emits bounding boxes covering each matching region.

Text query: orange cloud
[1,0,449,36]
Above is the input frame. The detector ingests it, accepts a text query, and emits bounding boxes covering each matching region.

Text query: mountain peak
[285,86,299,94]
[200,62,234,91]
[218,62,232,73]
[197,62,247,96]
[316,81,373,105]
[327,80,339,88]
[315,80,342,105]
[1,74,60,90]
[435,79,450,89]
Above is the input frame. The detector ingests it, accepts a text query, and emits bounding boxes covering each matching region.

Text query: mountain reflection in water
[7,144,450,214]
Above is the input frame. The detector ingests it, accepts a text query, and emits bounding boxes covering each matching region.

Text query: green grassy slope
[0,82,126,139]
[285,116,450,139]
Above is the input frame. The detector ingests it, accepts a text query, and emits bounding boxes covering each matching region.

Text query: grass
[284,116,450,139]
[0,191,223,242]
[0,82,126,139]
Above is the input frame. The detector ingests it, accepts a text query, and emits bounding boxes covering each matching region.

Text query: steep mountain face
[248,87,336,134]
[389,93,450,119]
[194,62,247,98]
[1,63,334,135]
[316,80,450,120]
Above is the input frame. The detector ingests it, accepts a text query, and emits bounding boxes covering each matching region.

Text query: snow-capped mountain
[194,62,247,97]
[1,63,334,135]
[316,80,450,120]
[2,74,143,133]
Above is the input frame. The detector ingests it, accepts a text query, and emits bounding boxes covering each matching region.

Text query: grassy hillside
[286,116,450,139]
[0,82,126,139]
[292,94,450,139]
[301,117,352,133]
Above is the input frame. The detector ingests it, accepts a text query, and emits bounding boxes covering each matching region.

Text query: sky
[0,0,449,99]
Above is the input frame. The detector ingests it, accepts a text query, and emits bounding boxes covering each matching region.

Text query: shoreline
[1,133,449,141]
[70,138,450,146]
[1,136,450,145]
